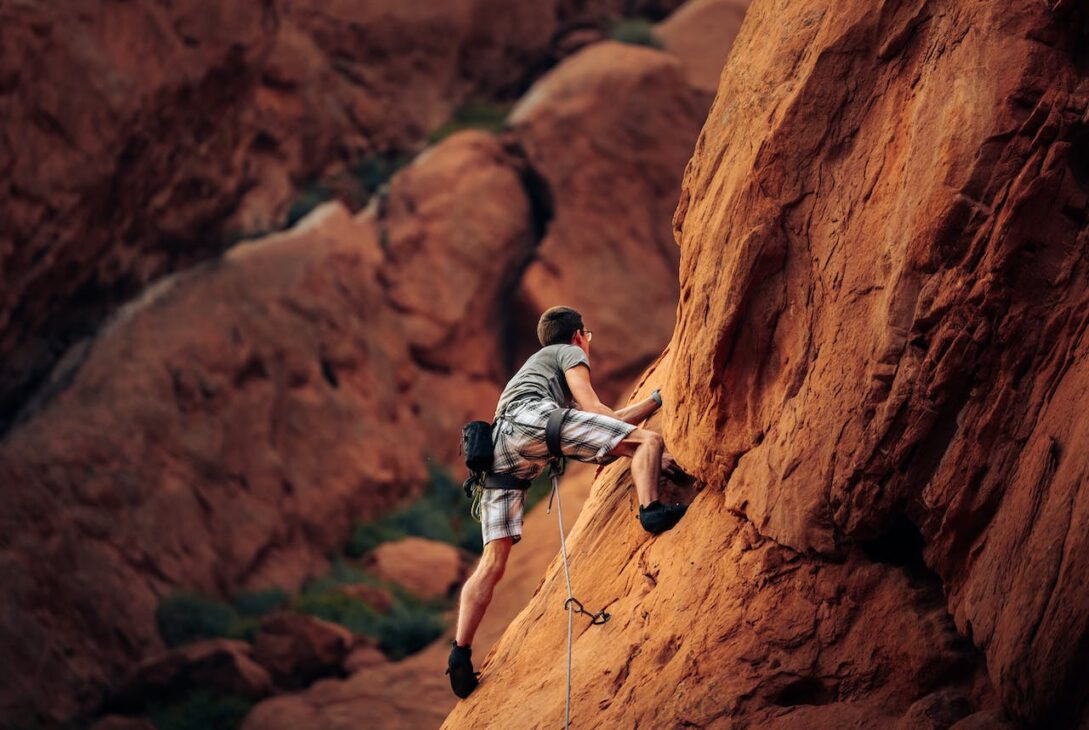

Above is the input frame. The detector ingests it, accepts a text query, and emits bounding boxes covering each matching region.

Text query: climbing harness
[545,408,610,730]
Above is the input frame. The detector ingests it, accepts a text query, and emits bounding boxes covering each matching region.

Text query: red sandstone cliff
[446,0,1089,727]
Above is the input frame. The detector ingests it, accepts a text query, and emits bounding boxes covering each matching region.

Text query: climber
[447,305,688,699]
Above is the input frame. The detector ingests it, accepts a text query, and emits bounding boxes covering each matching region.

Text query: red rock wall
[666,0,1089,724]
[447,0,1089,727]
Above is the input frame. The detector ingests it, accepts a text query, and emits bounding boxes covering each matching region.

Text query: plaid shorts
[480,398,636,545]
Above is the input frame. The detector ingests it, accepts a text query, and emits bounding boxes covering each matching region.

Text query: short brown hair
[537,306,584,346]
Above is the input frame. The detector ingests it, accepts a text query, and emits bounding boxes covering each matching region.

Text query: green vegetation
[156,563,447,662]
[293,559,446,659]
[285,181,333,227]
[428,101,512,145]
[155,558,446,666]
[377,600,447,660]
[609,18,662,48]
[346,464,483,557]
[294,560,381,636]
[343,461,560,559]
[157,587,290,648]
[155,593,238,648]
[155,461,477,666]
[294,588,382,636]
[352,153,410,198]
[233,587,290,617]
[147,691,253,730]
[282,152,410,230]
[344,520,406,557]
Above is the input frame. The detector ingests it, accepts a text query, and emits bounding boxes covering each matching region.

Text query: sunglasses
[582,330,593,343]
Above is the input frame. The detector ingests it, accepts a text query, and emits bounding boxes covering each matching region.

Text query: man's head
[537,306,587,347]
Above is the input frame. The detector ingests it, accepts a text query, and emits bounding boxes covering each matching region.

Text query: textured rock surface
[376,131,537,381]
[342,642,386,674]
[444,400,998,729]
[449,0,1089,728]
[0,87,698,720]
[368,537,465,601]
[663,0,1089,725]
[0,131,522,723]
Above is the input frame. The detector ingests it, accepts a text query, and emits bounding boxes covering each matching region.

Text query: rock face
[0,202,424,724]
[448,0,1089,728]
[444,403,997,728]
[0,129,526,724]
[665,0,1089,725]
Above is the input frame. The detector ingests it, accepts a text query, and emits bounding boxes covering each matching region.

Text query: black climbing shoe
[447,640,479,699]
[638,500,688,534]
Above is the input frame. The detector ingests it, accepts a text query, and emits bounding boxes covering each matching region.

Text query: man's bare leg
[455,536,512,647]
[607,428,664,506]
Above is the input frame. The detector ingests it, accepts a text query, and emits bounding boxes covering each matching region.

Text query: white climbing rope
[551,472,575,729]
[550,468,610,730]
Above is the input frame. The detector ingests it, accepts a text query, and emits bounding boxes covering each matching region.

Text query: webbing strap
[545,408,569,461]
[481,472,532,490]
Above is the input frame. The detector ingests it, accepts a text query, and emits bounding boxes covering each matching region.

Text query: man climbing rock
[447,305,687,699]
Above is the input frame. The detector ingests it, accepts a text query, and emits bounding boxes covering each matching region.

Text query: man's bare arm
[614,398,659,424]
[565,365,660,424]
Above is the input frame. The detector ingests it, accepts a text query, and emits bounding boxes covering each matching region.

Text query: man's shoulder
[529,343,574,358]
[540,343,576,355]
[518,344,588,372]
[552,344,589,370]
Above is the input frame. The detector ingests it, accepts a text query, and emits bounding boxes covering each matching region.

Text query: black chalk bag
[461,421,494,473]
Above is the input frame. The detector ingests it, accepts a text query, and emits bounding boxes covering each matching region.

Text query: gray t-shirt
[494,344,590,418]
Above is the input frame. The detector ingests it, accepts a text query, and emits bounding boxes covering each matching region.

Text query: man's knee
[642,430,664,450]
[608,428,663,458]
[476,537,512,584]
